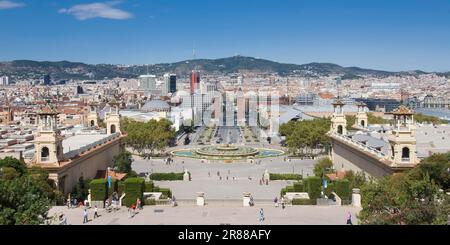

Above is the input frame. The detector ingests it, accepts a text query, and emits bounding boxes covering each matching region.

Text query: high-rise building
[139,75,157,91]
[162,74,177,95]
[190,70,200,94]
[43,74,51,85]
[0,76,9,85]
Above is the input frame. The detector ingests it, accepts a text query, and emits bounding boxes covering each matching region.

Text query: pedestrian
[83,208,88,224]
[274,197,279,207]
[208,171,210,177]
[131,204,136,217]
[259,208,265,222]
[94,205,99,218]
[346,212,353,225]
[281,197,286,210]
[137,198,141,210]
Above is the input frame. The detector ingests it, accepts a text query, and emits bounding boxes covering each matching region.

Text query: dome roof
[141,99,171,112]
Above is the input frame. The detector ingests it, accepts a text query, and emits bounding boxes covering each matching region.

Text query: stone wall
[331,138,393,178]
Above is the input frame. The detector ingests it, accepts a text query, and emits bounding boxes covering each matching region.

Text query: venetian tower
[105,99,121,135]
[34,104,64,165]
[330,98,347,135]
[388,105,419,166]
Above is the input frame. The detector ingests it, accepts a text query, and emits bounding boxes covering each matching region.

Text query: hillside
[0,56,437,81]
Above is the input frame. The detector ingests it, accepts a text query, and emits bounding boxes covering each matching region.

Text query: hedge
[324,182,335,198]
[159,188,172,198]
[306,176,322,200]
[293,181,305,192]
[123,178,145,207]
[292,199,317,205]
[270,173,302,181]
[107,179,118,197]
[90,179,108,201]
[145,181,154,192]
[150,172,184,181]
[118,181,124,195]
[144,199,156,205]
[335,180,351,201]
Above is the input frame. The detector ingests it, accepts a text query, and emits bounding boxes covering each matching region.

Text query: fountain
[172,144,284,160]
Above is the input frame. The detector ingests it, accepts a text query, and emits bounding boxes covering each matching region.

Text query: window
[90,120,95,127]
[337,125,343,134]
[110,124,116,134]
[41,147,50,161]
[361,120,365,127]
[401,147,410,161]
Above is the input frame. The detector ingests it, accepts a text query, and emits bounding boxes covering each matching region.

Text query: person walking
[259,208,265,222]
[281,197,286,210]
[83,208,88,224]
[94,205,99,219]
[346,212,353,225]
[274,197,279,208]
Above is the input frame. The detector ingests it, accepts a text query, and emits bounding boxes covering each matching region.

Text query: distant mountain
[0,56,441,81]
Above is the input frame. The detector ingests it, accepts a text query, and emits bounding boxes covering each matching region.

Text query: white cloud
[0,0,25,9]
[59,1,133,20]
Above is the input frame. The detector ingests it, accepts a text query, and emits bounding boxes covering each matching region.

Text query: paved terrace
[48,205,361,225]
[132,156,316,200]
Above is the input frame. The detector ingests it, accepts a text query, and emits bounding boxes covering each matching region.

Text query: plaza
[48,205,361,225]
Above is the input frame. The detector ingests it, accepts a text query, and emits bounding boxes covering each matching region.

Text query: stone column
[243,192,251,207]
[352,188,361,207]
[183,169,190,181]
[196,192,205,206]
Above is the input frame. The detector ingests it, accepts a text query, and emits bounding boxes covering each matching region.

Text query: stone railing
[331,133,387,159]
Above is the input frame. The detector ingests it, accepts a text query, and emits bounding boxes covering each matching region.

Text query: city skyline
[0,0,450,72]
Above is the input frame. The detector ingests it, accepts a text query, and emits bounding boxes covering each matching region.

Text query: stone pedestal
[183,170,190,181]
[263,169,270,182]
[243,192,251,207]
[196,192,205,206]
[352,188,361,207]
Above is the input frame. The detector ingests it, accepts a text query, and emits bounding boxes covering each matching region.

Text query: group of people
[274,197,286,209]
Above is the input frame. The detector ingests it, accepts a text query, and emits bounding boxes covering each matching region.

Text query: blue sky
[0,0,449,72]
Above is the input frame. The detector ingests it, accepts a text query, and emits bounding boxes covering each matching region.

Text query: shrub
[123,178,145,207]
[286,185,295,193]
[292,199,317,205]
[153,186,160,192]
[145,181,154,192]
[324,182,335,197]
[270,173,302,181]
[118,181,124,195]
[159,188,172,198]
[335,179,351,201]
[90,179,108,201]
[107,179,118,197]
[280,187,287,197]
[293,181,305,192]
[150,172,184,181]
[306,176,322,200]
[144,199,156,205]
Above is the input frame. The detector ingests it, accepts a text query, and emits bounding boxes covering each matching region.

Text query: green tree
[0,174,52,225]
[123,118,176,157]
[280,118,331,156]
[414,113,447,124]
[313,157,334,177]
[0,157,27,176]
[408,152,450,191]
[113,150,133,173]
[71,176,90,201]
[359,152,450,225]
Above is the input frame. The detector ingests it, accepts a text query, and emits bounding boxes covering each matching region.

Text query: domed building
[141,99,171,112]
